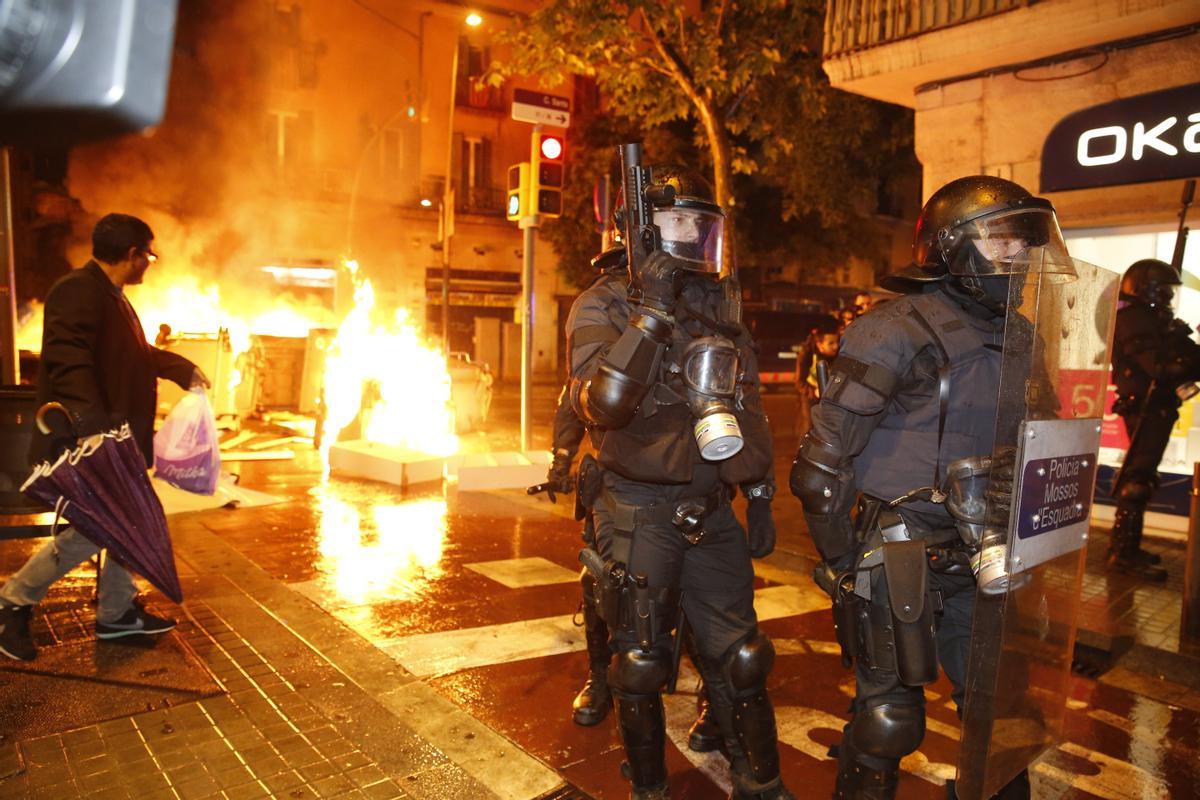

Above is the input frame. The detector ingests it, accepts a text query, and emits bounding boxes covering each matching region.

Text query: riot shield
[955,256,1119,799]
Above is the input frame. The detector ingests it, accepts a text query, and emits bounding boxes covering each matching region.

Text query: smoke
[68,2,272,281]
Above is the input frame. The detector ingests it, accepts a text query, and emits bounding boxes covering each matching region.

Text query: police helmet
[1120,258,1179,308]
[885,176,1074,308]
[648,166,725,275]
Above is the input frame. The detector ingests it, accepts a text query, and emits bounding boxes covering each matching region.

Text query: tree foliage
[488,0,915,288]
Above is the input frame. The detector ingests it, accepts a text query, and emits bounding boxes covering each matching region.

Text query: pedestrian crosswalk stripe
[377,582,829,678]
[465,557,579,588]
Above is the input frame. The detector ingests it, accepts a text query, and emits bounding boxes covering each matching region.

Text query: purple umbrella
[20,404,183,604]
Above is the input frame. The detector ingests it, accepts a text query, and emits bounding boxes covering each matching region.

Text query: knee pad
[849,701,925,760]
[723,630,775,692]
[609,648,670,696]
[1116,480,1153,503]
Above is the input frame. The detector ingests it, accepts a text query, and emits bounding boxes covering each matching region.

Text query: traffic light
[506,162,530,221]
[531,133,565,218]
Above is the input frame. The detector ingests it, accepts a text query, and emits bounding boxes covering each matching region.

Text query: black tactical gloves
[744,482,776,558]
[638,250,685,313]
[544,448,575,503]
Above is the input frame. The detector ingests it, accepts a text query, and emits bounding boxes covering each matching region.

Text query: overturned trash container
[0,386,49,514]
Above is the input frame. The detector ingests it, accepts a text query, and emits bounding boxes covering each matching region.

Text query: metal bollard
[1184,463,1200,641]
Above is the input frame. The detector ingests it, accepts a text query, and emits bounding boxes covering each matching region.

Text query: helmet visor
[653,207,724,274]
[946,208,1075,280]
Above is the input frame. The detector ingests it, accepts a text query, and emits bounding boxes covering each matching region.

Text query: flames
[19,258,458,468]
[319,260,458,468]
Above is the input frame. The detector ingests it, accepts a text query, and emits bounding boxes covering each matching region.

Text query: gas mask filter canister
[682,337,743,460]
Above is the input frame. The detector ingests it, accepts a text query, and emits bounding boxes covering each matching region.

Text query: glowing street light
[465,12,482,27]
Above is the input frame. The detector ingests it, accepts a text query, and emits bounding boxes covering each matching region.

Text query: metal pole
[518,215,537,451]
[440,33,459,354]
[0,148,18,386]
[1183,463,1200,641]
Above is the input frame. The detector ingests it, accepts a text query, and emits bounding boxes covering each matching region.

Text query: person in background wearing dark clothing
[567,164,791,800]
[793,324,840,441]
[0,213,207,662]
[542,232,722,753]
[1108,258,1200,581]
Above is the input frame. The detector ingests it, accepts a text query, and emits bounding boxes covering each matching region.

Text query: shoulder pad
[822,297,933,414]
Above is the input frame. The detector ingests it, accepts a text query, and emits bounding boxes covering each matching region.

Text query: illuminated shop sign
[1041,82,1200,192]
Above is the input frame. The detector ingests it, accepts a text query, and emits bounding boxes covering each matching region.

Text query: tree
[488,0,914,282]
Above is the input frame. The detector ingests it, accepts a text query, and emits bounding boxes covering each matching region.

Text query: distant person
[1108,259,1200,581]
[838,306,856,331]
[0,213,207,662]
[853,291,875,316]
[793,325,840,441]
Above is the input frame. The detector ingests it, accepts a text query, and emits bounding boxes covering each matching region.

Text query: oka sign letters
[1040,82,1200,192]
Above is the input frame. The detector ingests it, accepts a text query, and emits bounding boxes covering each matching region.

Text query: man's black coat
[31,261,196,466]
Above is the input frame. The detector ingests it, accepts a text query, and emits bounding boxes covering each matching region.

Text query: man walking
[0,213,203,661]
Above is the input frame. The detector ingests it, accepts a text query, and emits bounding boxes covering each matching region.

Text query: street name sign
[511,88,571,128]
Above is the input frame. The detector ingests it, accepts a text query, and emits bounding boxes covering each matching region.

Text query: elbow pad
[789,432,849,516]
[578,309,673,428]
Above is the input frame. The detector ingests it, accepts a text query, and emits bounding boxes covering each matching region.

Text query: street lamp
[440,10,483,354]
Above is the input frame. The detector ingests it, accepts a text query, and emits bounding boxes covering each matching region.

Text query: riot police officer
[542,229,723,751]
[789,175,1071,799]
[1109,258,1200,581]
[567,161,791,800]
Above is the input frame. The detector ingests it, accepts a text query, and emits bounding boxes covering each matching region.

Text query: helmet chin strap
[945,245,1009,316]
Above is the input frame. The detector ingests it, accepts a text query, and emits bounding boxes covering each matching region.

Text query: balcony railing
[458,185,505,216]
[455,81,504,113]
[824,0,1024,58]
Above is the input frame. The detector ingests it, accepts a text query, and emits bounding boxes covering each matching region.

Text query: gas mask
[681,336,743,460]
[942,455,990,547]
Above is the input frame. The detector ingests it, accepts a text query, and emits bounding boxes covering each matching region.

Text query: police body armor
[835,290,1003,519]
[591,281,772,487]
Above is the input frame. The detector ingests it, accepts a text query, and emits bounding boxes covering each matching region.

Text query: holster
[831,573,861,668]
[882,539,938,686]
[575,454,603,522]
[620,580,679,653]
[579,547,622,626]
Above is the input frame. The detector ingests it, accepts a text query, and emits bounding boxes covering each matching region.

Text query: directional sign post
[509,92,570,449]
[511,88,572,129]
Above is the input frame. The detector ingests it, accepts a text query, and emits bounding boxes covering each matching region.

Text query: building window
[455,135,498,213]
[455,39,502,111]
[265,109,314,173]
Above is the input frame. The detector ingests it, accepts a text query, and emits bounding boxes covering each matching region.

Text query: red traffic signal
[531,133,565,218]
[539,135,563,161]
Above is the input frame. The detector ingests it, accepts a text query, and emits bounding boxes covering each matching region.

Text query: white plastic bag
[154,388,221,495]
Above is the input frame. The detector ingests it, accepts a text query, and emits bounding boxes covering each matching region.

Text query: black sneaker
[0,605,36,661]
[96,601,176,640]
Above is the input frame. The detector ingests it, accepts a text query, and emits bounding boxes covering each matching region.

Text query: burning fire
[19,258,459,470]
[319,260,458,467]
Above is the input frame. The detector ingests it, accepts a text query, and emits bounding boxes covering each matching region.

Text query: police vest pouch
[598,403,696,483]
[882,539,939,686]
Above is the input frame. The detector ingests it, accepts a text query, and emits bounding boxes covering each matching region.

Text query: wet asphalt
[0,385,1197,799]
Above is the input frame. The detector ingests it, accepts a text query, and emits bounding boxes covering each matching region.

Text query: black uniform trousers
[1117,409,1177,499]
[592,465,757,700]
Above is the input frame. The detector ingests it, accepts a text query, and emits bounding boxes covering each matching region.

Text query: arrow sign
[511,88,571,129]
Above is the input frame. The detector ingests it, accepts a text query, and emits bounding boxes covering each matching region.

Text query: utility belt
[829,495,971,686]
